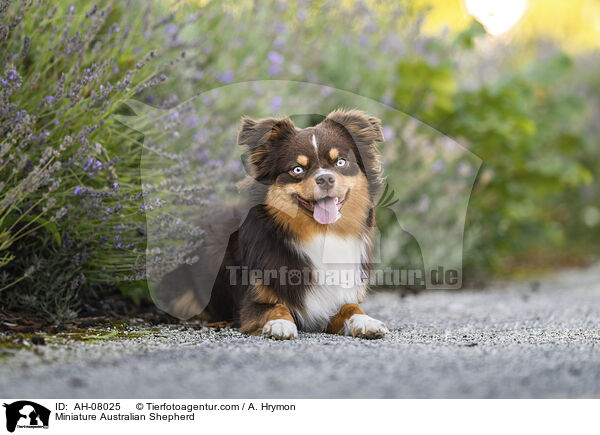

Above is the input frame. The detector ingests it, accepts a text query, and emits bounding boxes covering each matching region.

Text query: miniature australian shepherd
[159,109,389,339]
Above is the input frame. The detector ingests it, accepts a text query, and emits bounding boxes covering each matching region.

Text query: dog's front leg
[327,303,388,339]
[240,299,298,340]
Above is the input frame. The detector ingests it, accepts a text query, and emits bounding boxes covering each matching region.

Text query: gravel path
[2,266,600,398]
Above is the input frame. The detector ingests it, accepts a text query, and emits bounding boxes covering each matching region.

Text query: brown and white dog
[159,109,388,339]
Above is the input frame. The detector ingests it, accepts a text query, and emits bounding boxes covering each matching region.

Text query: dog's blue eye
[336,158,347,167]
[292,166,304,175]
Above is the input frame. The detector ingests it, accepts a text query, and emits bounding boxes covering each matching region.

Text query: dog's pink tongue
[313,197,339,224]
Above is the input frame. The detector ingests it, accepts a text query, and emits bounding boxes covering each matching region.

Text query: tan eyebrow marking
[328,148,339,160]
[296,155,309,166]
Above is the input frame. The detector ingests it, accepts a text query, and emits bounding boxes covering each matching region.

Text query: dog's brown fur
[158,109,388,339]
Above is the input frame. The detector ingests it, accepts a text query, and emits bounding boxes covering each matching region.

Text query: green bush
[432,49,593,275]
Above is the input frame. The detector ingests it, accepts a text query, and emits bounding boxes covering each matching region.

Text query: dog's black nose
[315,173,335,190]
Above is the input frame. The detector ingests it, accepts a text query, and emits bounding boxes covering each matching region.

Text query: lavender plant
[0,0,214,320]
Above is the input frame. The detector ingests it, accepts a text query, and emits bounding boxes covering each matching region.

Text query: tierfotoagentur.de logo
[3,401,50,433]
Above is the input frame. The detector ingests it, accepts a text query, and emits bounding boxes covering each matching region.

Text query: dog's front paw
[262,319,298,340]
[344,314,388,339]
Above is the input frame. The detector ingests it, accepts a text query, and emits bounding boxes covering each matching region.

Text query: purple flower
[268,51,284,75]
[74,186,85,195]
[184,115,200,128]
[268,64,281,76]
[274,23,287,33]
[382,125,395,141]
[54,120,60,125]
[270,96,283,111]
[165,24,178,35]
[272,37,285,50]
[268,51,284,65]
[83,158,103,174]
[215,70,234,84]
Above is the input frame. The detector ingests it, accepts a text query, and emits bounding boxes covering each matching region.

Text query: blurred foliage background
[0,0,599,320]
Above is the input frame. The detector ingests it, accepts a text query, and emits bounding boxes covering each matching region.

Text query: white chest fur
[293,233,369,331]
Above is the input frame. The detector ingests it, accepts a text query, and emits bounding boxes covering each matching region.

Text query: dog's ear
[324,109,383,144]
[237,116,296,149]
[237,116,296,181]
[323,109,384,199]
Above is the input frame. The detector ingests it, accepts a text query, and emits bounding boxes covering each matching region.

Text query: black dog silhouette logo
[3,401,50,432]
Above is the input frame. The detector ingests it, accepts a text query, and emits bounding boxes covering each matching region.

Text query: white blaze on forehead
[311,134,318,153]
[311,134,321,164]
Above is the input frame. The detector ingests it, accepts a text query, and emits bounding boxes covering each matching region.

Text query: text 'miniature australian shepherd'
[160,109,389,340]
